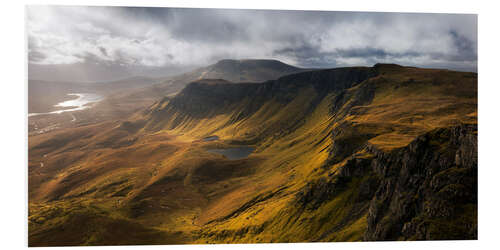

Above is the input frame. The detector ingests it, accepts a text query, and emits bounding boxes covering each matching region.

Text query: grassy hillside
[28,64,477,245]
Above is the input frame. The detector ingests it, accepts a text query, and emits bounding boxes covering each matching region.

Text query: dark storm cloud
[448,30,477,61]
[26,6,477,72]
[99,47,108,57]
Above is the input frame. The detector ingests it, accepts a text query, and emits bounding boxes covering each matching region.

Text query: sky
[26,6,477,81]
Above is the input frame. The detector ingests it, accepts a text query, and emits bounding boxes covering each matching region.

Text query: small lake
[29,93,103,117]
[203,136,220,141]
[207,146,255,160]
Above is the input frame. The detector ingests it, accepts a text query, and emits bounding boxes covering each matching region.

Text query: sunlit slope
[28,64,477,245]
[145,64,476,154]
[141,63,476,242]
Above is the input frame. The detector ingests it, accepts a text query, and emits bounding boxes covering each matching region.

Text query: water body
[203,136,220,141]
[207,146,255,160]
[28,93,103,117]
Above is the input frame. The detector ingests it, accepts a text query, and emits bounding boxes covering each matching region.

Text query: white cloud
[26,6,477,71]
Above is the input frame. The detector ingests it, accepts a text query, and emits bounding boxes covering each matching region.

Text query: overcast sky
[27,6,477,81]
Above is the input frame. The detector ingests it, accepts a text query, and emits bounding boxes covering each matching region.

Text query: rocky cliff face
[167,79,260,118]
[293,124,477,241]
[148,66,377,130]
[364,124,477,240]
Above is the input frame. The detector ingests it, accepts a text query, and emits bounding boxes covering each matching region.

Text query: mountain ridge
[28,63,477,245]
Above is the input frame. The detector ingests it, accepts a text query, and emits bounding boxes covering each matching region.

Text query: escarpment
[145,66,378,134]
[217,123,478,242]
[193,65,475,242]
[29,63,477,245]
[364,124,477,240]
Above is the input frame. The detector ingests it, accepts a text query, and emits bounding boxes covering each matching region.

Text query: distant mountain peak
[183,58,305,83]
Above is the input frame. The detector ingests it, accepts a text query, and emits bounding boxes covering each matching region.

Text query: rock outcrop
[364,124,477,240]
